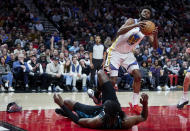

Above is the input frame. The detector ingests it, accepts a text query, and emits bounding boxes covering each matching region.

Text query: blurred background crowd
[0,0,189,92]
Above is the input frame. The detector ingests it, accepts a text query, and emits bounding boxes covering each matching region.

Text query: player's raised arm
[122,93,149,129]
[148,27,159,50]
[117,18,146,37]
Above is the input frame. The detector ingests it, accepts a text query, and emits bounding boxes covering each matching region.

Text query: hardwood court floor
[0,91,190,131]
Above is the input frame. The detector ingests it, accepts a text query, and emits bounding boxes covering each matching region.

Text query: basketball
[140,21,155,35]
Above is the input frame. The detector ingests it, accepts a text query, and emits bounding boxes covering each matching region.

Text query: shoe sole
[87,93,100,105]
[177,101,189,109]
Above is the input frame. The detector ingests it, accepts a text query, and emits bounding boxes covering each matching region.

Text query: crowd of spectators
[0,0,190,92]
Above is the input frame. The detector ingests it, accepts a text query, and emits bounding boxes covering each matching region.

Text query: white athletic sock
[183,91,189,100]
[132,93,139,106]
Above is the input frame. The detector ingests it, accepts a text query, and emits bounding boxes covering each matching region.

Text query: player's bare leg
[110,76,118,90]
[54,94,77,116]
[177,72,190,109]
[129,69,142,114]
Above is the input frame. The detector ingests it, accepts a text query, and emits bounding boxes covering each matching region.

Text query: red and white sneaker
[129,102,142,115]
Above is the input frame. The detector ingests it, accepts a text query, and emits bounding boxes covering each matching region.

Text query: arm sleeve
[39,64,43,74]
[13,61,21,69]
[27,61,33,71]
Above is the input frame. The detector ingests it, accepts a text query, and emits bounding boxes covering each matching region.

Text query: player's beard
[139,14,149,21]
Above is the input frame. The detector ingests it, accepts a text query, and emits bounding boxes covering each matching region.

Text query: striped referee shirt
[89,43,106,60]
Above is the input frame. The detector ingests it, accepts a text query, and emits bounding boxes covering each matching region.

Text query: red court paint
[0,106,190,131]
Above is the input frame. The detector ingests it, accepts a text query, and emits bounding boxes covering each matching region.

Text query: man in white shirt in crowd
[46,57,64,92]
[70,56,87,92]
[35,21,44,32]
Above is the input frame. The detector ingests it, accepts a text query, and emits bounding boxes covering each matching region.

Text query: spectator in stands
[45,49,51,63]
[1,48,11,64]
[104,36,112,49]
[69,41,80,53]
[59,52,65,65]
[147,57,152,69]
[62,58,72,91]
[37,44,46,55]
[168,59,180,89]
[140,61,152,90]
[26,43,34,56]
[86,36,94,51]
[84,51,90,65]
[0,56,14,92]
[80,59,91,86]
[46,57,63,92]
[52,32,61,44]
[77,44,85,60]
[135,48,143,65]
[70,56,87,92]
[150,60,162,90]
[14,35,26,48]
[142,49,150,62]
[63,50,70,60]
[7,52,15,70]
[27,54,49,91]
[178,61,188,86]
[52,12,61,23]
[35,21,44,32]
[38,52,49,72]
[13,53,30,90]
[14,43,24,56]
[0,30,8,43]
[158,67,170,90]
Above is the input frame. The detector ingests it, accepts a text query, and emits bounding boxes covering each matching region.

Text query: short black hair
[139,6,153,18]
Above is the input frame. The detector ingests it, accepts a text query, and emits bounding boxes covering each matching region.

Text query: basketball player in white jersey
[177,48,190,109]
[87,6,158,114]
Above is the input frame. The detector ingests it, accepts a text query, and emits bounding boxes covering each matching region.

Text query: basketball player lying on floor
[53,70,148,129]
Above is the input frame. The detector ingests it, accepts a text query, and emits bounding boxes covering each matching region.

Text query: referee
[89,35,106,89]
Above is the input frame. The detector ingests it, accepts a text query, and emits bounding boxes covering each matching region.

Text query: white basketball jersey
[111,19,145,54]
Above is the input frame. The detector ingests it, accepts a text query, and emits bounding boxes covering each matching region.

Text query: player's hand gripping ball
[140,21,155,35]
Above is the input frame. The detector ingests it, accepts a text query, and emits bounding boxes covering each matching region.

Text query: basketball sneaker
[55,86,63,92]
[7,102,22,113]
[1,86,5,92]
[129,102,142,115]
[177,97,189,109]
[72,87,78,92]
[87,89,101,105]
[8,87,15,92]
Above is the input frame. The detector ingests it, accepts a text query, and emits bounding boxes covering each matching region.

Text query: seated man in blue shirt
[13,53,30,91]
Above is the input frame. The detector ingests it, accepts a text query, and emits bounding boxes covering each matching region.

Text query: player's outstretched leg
[87,70,110,104]
[87,70,118,105]
[177,72,190,109]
